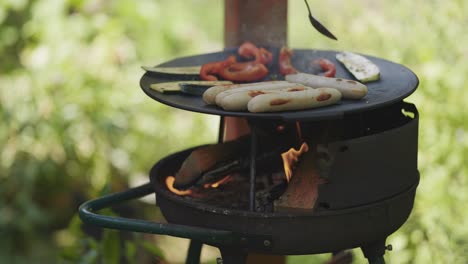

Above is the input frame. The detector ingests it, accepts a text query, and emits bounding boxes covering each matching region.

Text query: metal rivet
[386,244,393,251]
[264,240,271,247]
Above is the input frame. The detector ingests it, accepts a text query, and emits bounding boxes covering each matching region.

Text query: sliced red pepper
[200,55,236,81]
[218,62,269,82]
[238,41,273,65]
[314,58,336,77]
[200,42,272,82]
[238,41,258,60]
[258,48,273,65]
[200,63,219,81]
[279,47,298,76]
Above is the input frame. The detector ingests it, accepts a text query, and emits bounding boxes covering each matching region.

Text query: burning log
[173,126,296,189]
[274,150,324,211]
[174,146,285,190]
[173,137,249,189]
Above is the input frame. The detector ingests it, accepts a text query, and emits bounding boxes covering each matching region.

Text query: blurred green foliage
[0,0,222,263]
[0,0,466,263]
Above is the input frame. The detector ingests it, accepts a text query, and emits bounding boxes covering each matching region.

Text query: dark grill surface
[140,49,419,121]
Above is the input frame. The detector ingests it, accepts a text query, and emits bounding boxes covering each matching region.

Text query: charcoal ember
[187,173,251,210]
[255,180,287,212]
[171,171,286,211]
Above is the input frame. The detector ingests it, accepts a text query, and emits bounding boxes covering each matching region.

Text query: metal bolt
[386,244,393,251]
[263,240,271,247]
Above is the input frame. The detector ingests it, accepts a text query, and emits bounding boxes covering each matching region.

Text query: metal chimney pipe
[223,1,288,263]
[224,0,288,48]
[223,0,288,142]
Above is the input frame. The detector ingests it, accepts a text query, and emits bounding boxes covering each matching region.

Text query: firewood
[173,124,302,190]
[274,151,322,211]
[173,137,250,189]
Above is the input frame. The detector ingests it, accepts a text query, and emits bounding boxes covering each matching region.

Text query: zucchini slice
[150,81,232,93]
[336,52,380,82]
[142,66,202,76]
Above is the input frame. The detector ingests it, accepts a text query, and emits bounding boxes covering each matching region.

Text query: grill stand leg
[185,240,203,264]
[218,248,248,264]
[361,239,387,264]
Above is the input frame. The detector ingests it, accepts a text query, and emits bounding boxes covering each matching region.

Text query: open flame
[203,175,232,189]
[281,142,309,182]
[165,176,193,196]
[166,174,233,197]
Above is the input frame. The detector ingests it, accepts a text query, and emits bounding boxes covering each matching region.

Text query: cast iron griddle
[140,49,419,121]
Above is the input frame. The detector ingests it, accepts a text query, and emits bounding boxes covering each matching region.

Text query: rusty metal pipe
[223,0,288,142]
[224,1,288,263]
[224,0,288,48]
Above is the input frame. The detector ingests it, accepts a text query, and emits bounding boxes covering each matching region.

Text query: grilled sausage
[218,85,310,111]
[202,81,289,105]
[247,88,342,113]
[214,81,301,106]
[285,73,368,99]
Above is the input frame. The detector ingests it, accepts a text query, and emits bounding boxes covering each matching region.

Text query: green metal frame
[79,183,239,245]
[79,183,227,263]
[78,182,277,263]
[79,183,389,264]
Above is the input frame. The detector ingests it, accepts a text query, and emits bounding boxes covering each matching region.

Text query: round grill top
[140,49,418,121]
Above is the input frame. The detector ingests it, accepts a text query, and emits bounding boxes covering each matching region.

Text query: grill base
[151,139,419,255]
[150,102,419,256]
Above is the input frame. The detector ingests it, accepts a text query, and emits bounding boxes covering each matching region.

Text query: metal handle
[78,183,238,246]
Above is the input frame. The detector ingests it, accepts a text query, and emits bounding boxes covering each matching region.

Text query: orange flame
[281,142,309,182]
[203,175,232,189]
[165,176,193,196]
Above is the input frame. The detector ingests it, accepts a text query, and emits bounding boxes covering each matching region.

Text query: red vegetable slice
[200,42,272,82]
[200,56,236,81]
[238,41,273,65]
[314,58,336,77]
[279,47,298,76]
[218,62,269,82]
